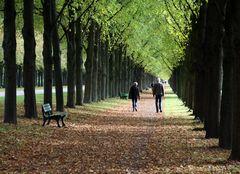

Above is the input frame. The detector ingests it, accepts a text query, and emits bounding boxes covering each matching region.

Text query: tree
[219,1,233,149]
[51,0,64,111]
[66,5,76,108]
[75,18,84,106]
[202,0,226,138]
[3,0,17,124]
[42,0,53,107]
[84,20,95,103]
[229,0,240,160]
[22,0,37,118]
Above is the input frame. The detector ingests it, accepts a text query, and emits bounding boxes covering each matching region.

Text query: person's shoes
[160,110,162,112]
[135,108,137,111]
[133,108,135,112]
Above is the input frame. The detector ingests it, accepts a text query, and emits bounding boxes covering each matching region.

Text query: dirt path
[1,90,239,173]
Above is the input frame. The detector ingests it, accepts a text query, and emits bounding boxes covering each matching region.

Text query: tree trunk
[122,50,127,92]
[22,0,37,118]
[100,41,106,100]
[51,0,64,111]
[105,41,109,99]
[203,0,226,138]
[229,0,240,160]
[84,21,95,103]
[3,0,17,124]
[219,1,233,149]
[0,64,3,87]
[75,18,84,105]
[97,38,102,101]
[92,23,99,102]
[115,48,120,95]
[43,0,52,106]
[17,65,22,87]
[109,50,114,97]
[66,11,76,108]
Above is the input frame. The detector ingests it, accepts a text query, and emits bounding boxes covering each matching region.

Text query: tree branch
[164,0,188,40]
[107,0,132,21]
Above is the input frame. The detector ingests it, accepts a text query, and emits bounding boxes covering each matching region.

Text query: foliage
[0,0,200,78]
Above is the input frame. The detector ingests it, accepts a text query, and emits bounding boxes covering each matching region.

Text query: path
[1,88,237,173]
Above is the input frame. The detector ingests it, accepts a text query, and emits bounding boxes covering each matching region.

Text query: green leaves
[97,0,198,78]
[0,0,199,78]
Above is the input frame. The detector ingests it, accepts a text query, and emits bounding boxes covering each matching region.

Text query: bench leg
[47,119,51,125]
[56,119,61,128]
[42,118,47,126]
[61,117,65,127]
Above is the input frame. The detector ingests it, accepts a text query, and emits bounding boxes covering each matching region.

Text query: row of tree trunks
[81,22,154,103]
[2,1,156,125]
[169,0,240,160]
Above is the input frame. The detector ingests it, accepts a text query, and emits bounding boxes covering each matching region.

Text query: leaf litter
[0,91,240,173]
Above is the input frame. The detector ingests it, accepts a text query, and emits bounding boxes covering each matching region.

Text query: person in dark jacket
[128,82,140,112]
[153,78,164,113]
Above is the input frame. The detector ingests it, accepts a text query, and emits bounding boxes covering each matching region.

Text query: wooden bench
[42,103,67,127]
[119,92,128,99]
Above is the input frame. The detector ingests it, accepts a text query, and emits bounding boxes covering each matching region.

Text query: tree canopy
[0,0,199,79]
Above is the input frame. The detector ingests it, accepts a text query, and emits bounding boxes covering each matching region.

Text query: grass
[164,87,190,116]
[0,92,128,123]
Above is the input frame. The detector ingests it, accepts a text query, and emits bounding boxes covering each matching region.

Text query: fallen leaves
[0,91,239,173]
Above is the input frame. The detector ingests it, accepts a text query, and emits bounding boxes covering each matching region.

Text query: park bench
[119,92,128,99]
[42,103,67,127]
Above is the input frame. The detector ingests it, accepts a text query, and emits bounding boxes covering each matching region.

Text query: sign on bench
[42,103,67,127]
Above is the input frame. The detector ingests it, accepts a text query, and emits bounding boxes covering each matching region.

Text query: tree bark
[17,65,22,87]
[115,48,120,95]
[97,37,102,101]
[43,0,53,106]
[3,0,17,124]
[203,0,226,138]
[229,0,240,160]
[22,0,37,118]
[92,23,99,102]
[109,50,114,97]
[66,9,76,108]
[84,21,95,103]
[100,41,106,100]
[51,0,64,111]
[105,41,110,99]
[75,18,84,105]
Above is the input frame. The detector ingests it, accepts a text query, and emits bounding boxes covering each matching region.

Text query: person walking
[128,82,140,112]
[153,78,164,113]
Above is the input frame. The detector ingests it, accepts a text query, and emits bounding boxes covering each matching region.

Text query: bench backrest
[42,103,52,116]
